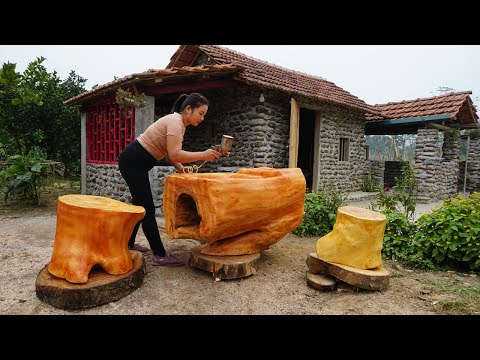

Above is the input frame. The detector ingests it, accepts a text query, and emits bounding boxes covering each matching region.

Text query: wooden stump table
[163,167,306,256]
[163,167,306,280]
[36,194,146,309]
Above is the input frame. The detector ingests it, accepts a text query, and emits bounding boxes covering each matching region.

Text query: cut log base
[189,245,260,280]
[306,253,390,291]
[36,251,145,310]
[306,271,337,291]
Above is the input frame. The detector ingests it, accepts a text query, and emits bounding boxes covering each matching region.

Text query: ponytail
[171,94,188,113]
[171,92,209,114]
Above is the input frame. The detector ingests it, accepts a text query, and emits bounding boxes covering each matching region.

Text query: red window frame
[86,97,135,164]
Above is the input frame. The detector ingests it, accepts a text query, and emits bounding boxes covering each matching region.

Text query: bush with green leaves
[372,161,417,221]
[382,209,417,261]
[362,173,379,192]
[293,181,349,237]
[0,148,49,205]
[379,208,432,269]
[414,193,480,271]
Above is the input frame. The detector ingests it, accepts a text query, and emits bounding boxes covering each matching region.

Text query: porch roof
[366,91,479,129]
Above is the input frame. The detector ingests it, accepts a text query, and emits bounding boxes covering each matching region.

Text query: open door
[288,98,319,191]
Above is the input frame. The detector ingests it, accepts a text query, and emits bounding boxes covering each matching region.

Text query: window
[86,97,135,164]
[365,144,370,160]
[339,138,350,161]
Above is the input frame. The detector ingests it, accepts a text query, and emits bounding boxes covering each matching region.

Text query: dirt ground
[1,185,479,315]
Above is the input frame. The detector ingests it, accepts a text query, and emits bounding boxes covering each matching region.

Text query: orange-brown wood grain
[48,195,145,284]
[163,167,306,255]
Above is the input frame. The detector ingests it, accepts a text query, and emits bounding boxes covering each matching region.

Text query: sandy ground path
[2,198,478,315]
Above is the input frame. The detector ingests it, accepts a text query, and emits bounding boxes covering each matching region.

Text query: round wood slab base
[189,245,260,280]
[35,250,145,310]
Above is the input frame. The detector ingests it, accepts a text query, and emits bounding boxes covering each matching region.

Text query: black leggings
[118,140,166,256]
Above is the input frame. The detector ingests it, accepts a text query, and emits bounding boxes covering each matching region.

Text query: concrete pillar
[134,96,156,198]
[134,96,155,138]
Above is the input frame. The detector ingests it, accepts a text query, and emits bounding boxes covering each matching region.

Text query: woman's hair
[171,92,209,113]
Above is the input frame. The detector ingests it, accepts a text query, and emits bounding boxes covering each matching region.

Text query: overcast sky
[1,45,479,106]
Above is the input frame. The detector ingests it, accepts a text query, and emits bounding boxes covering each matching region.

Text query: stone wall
[366,160,385,189]
[86,164,129,202]
[183,87,291,172]
[310,101,367,191]
[414,128,459,203]
[86,163,177,216]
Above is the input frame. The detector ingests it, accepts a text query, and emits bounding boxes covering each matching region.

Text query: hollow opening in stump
[175,193,201,229]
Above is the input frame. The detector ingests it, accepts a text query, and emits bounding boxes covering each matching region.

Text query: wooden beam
[467,97,478,125]
[311,110,322,192]
[428,122,454,131]
[141,79,243,96]
[289,98,300,168]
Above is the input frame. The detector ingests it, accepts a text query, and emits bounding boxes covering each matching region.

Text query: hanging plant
[115,86,147,110]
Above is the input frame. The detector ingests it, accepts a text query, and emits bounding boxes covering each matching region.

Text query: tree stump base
[189,245,260,280]
[306,271,337,291]
[36,251,145,310]
[306,253,390,291]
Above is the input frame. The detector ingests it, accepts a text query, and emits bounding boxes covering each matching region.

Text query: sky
[1,45,479,107]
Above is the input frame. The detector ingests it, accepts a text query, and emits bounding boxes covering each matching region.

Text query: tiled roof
[366,91,478,126]
[64,64,245,105]
[168,45,381,116]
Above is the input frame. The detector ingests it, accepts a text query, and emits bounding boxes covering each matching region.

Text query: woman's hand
[203,148,222,161]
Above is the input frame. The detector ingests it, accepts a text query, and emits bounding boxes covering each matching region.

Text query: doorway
[297,108,315,190]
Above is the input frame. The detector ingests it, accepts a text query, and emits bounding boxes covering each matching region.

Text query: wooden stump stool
[189,245,260,281]
[316,206,387,270]
[307,206,390,291]
[47,194,145,284]
[36,250,145,310]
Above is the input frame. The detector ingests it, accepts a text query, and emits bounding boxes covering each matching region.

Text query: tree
[0,57,86,175]
[0,59,44,158]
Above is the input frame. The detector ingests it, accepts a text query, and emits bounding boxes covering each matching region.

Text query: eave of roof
[64,64,246,106]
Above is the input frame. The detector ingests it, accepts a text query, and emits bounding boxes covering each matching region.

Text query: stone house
[65,45,479,214]
[366,91,479,202]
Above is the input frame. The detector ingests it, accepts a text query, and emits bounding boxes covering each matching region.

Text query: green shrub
[293,181,349,237]
[414,193,480,271]
[379,208,434,269]
[362,173,379,192]
[382,209,417,261]
[0,148,49,205]
[372,161,417,221]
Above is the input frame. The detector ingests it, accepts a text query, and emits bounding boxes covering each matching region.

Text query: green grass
[421,279,480,314]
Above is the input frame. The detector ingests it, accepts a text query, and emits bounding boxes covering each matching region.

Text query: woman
[118,92,221,266]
